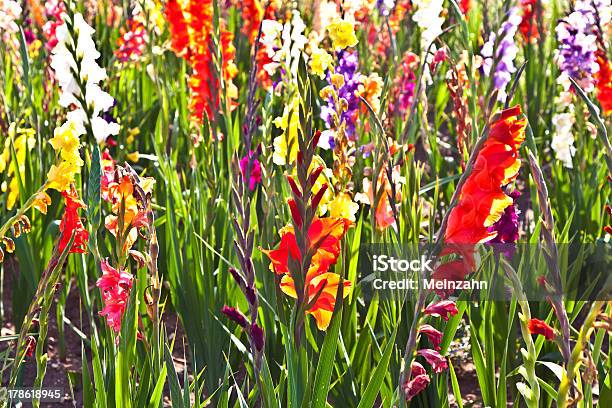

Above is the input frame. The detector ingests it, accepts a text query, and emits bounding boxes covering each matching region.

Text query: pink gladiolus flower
[403,362,430,401]
[239,151,262,191]
[418,324,443,350]
[97,259,133,333]
[423,300,459,321]
[417,349,448,373]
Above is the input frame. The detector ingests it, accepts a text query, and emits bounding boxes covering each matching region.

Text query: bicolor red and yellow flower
[165,0,238,123]
[261,212,353,330]
[434,106,527,291]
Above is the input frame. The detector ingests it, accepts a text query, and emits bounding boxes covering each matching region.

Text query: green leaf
[148,364,168,408]
[310,303,343,408]
[164,343,185,408]
[356,328,397,408]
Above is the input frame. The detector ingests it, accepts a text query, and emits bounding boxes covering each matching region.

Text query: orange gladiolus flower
[261,216,353,330]
[165,0,238,123]
[434,106,526,290]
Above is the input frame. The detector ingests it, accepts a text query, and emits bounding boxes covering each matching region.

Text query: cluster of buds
[223,154,265,367]
[0,215,31,263]
[403,300,458,401]
[446,52,472,168]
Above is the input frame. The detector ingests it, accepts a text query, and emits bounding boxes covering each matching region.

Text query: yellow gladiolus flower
[328,192,359,222]
[310,47,333,79]
[47,162,76,192]
[327,19,358,50]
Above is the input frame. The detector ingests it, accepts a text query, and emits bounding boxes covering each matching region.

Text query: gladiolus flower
[418,324,443,350]
[279,272,352,330]
[595,51,612,116]
[326,19,358,50]
[165,0,237,123]
[33,191,52,214]
[310,47,334,79]
[403,362,430,401]
[59,187,89,254]
[239,151,262,191]
[528,318,555,340]
[115,18,147,63]
[97,258,133,333]
[519,0,539,41]
[417,348,448,373]
[261,217,352,277]
[240,0,264,44]
[261,216,353,330]
[423,300,459,321]
[435,106,526,288]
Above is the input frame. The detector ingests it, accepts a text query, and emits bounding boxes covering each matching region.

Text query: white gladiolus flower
[412,0,445,49]
[551,111,576,168]
[50,12,120,144]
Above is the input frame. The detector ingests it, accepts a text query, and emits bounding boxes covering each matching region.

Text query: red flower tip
[308,165,324,186]
[604,225,612,235]
[528,318,555,341]
[287,176,302,198]
[288,199,303,228]
[423,300,459,321]
[310,183,328,211]
[312,130,322,147]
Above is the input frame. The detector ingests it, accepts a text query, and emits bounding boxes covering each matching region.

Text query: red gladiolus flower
[165,0,191,56]
[97,259,133,333]
[595,51,612,116]
[434,106,526,292]
[403,362,430,401]
[419,324,443,350]
[519,0,539,41]
[423,300,459,321]
[59,187,89,254]
[528,318,555,340]
[417,348,448,373]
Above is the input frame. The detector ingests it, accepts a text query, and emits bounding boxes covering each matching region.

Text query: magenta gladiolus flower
[417,348,448,373]
[403,362,430,401]
[97,259,133,333]
[240,151,262,191]
[418,324,443,350]
[423,300,459,321]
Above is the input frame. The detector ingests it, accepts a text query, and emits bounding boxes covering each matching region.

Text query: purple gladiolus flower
[554,0,601,92]
[481,7,522,102]
[487,190,520,258]
[321,50,362,143]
